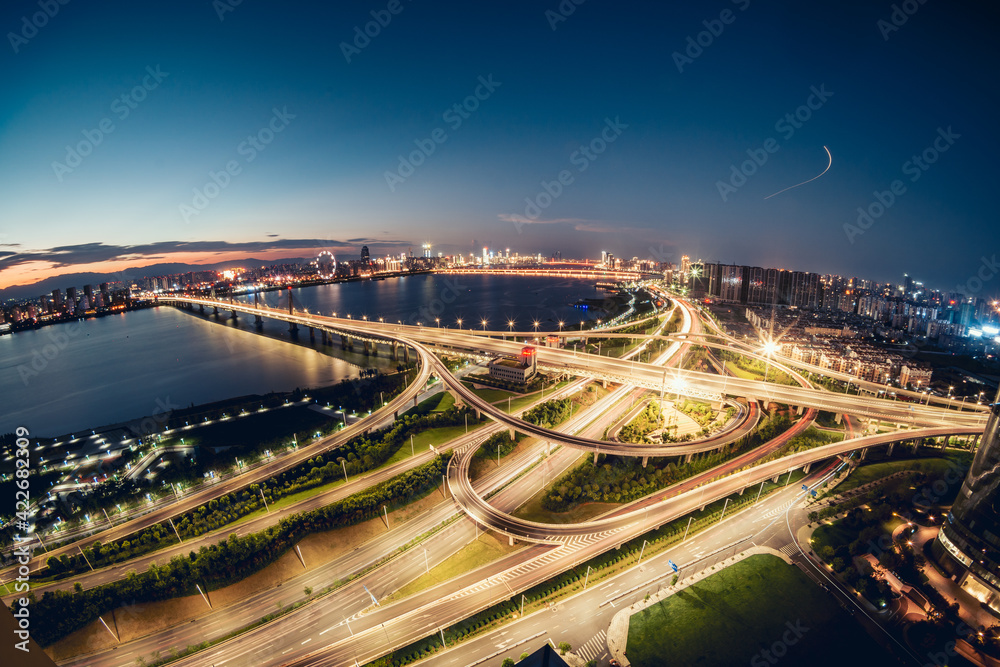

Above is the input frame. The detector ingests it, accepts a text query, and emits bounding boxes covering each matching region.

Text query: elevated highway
[160,296,986,430]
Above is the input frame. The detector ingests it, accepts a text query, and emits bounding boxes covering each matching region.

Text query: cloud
[0,238,410,273]
[496,214,658,236]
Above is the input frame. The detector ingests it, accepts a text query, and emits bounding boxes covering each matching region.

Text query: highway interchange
[21,287,989,666]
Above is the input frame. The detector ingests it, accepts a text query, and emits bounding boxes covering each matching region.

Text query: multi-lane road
[34,291,986,667]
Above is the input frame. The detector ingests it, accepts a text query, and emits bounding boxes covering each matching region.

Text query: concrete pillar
[508,427,515,440]
[772,475,779,483]
[230,310,238,320]
[602,379,608,389]
[390,343,398,360]
[860,448,867,461]
[213,306,219,315]
[255,314,263,327]
[887,442,895,456]
[835,413,842,424]
[593,450,598,464]
[803,463,812,474]
[642,456,649,468]
[288,322,298,333]
[739,486,745,495]
[199,304,205,313]
[309,327,315,341]
[475,408,481,419]
[403,346,410,363]
[509,535,514,546]
[363,340,371,356]
[684,452,693,464]
[796,405,804,416]
[340,334,348,350]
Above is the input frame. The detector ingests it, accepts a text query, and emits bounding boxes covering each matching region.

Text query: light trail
[764,145,832,199]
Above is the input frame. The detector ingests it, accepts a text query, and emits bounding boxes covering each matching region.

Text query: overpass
[159,296,988,432]
[446,424,982,544]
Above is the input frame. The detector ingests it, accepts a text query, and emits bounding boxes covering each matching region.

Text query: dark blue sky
[1,0,997,292]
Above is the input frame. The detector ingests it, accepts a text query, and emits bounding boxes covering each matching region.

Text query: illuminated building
[934,387,1000,613]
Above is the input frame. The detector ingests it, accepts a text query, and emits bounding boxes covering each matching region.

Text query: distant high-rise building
[601,251,608,267]
[421,243,431,259]
[361,245,371,263]
[51,289,64,311]
[681,255,691,276]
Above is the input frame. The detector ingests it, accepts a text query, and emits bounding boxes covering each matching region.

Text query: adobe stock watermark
[844,126,959,244]
[17,321,83,385]
[384,75,502,192]
[716,84,833,202]
[127,397,181,441]
[340,0,413,64]
[672,0,751,73]
[545,0,586,31]
[956,255,1000,296]
[877,0,929,41]
[51,65,169,182]
[7,0,70,54]
[213,0,245,22]
[509,116,628,233]
[749,620,809,666]
[179,106,295,222]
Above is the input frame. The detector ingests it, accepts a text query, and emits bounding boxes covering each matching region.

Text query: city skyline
[2,1,998,292]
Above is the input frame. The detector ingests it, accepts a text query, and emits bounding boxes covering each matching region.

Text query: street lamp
[532,320,540,335]
[435,318,440,327]
[481,318,488,332]
[457,318,463,330]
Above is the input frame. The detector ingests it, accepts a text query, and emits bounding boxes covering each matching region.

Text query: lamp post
[457,318,463,330]
[481,318,488,333]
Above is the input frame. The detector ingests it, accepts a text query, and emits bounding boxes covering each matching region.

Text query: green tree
[558,642,571,655]
[501,659,515,667]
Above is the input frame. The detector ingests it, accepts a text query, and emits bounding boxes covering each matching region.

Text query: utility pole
[259,488,270,513]
[682,516,694,542]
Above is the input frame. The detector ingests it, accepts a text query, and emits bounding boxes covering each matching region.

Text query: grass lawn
[812,515,904,556]
[834,457,958,494]
[461,382,515,404]
[384,532,521,602]
[410,391,456,415]
[383,421,488,467]
[627,554,891,667]
[512,483,617,524]
[503,381,571,414]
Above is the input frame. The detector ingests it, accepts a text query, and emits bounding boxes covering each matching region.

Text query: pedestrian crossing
[778,543,800,557]
[576,629,607,663]
[759,498,797,519]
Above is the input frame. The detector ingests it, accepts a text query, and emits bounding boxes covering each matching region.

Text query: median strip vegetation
[39,405,484,583]
[23,457,449,647]
[539,412,795,513]
[366,470,809,667]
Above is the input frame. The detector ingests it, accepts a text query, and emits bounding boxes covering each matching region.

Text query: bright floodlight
[762,341,778,355]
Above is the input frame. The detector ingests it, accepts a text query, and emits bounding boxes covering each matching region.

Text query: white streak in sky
[764,146,832,199]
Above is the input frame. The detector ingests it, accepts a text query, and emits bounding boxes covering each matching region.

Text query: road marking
[301,638,312,645]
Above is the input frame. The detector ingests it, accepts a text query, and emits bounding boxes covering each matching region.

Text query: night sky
[1,0,997,293]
